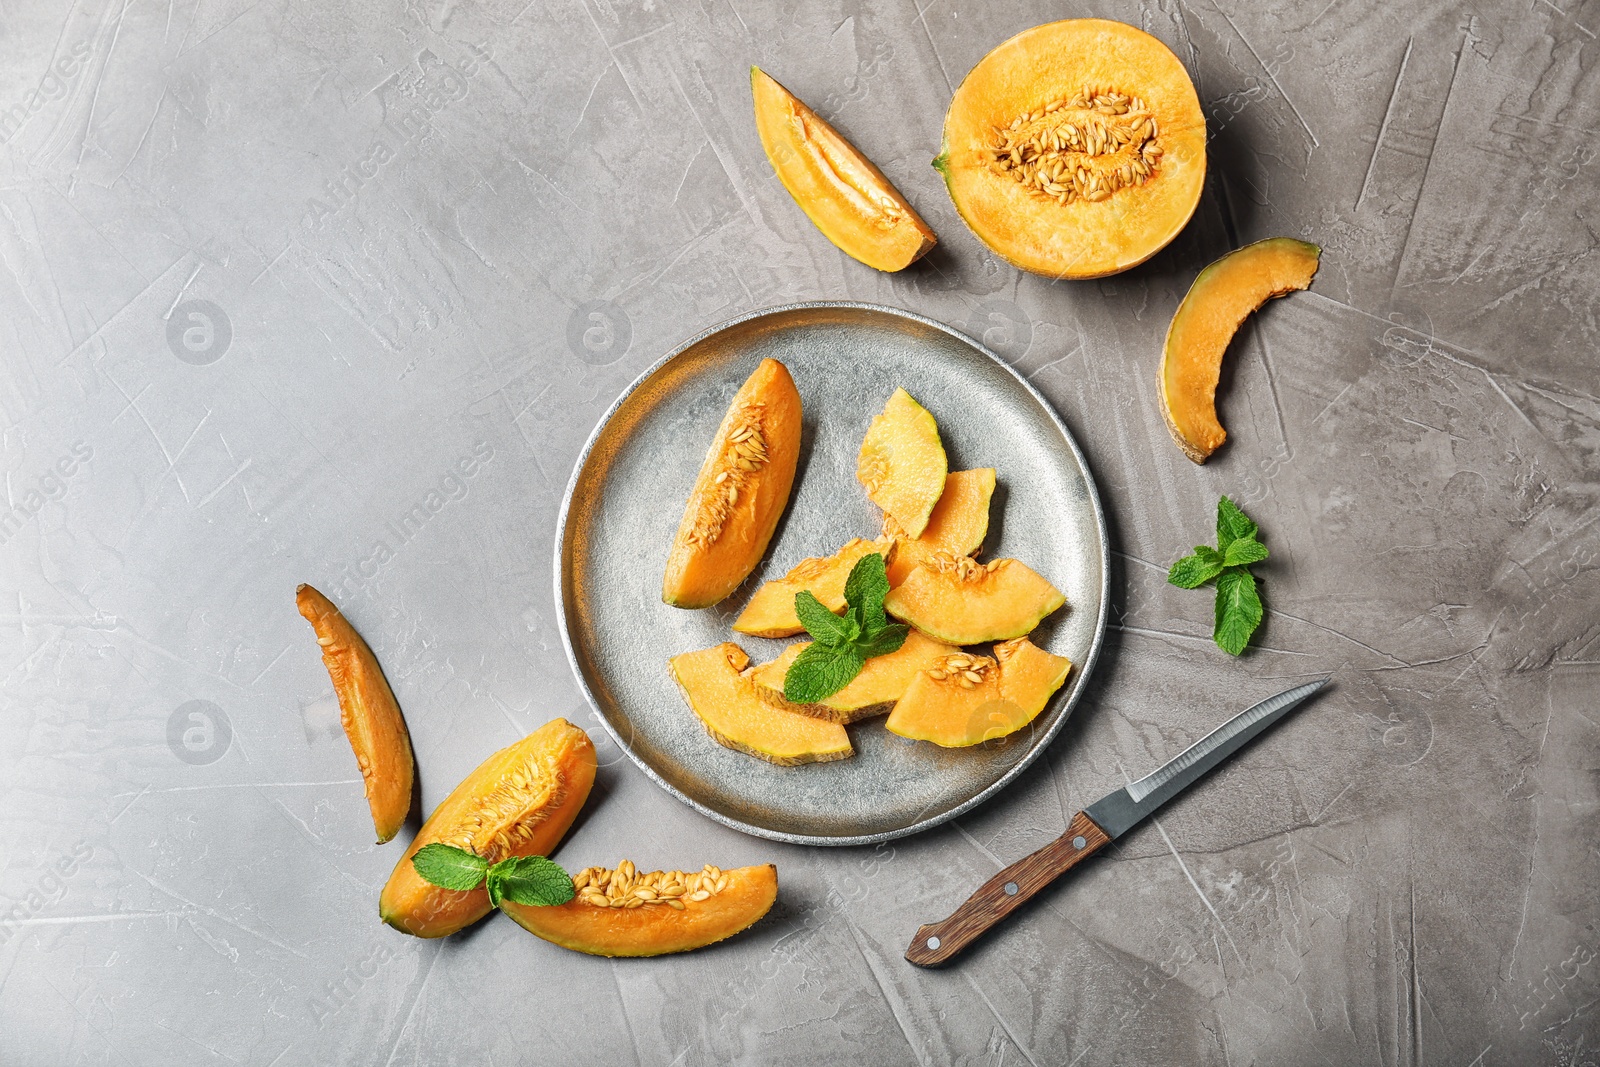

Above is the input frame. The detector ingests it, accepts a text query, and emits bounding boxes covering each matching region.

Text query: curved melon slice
[380,719,596,938]
[887,638,1072,747]
[732,537,893,638]
[752,67,936,272]
[1161,238,1320,463]
[884,468,996,586]
[934,19,1207,279]
[884,552,1065,645]
[296,584,415,843]
[663,358,803,609]
[502,862,777,957]
[669,644,852,765]
[750,630,959,724]
[858,389,948,539]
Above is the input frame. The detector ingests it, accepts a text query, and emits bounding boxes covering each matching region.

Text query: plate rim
[553,300,1110,847]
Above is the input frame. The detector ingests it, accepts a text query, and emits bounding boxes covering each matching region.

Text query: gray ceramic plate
[555,302,1108,846]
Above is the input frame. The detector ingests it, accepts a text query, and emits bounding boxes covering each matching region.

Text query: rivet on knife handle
[905,811,1111,967]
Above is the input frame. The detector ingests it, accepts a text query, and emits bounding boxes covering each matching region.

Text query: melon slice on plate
[884,551,1064,645]
[857,388,947,539]
[886,638,1072,747]
[749,630,959,724]
[669,644,853,765]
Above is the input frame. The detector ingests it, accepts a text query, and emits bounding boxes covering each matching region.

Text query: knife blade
[904,676,1331,967]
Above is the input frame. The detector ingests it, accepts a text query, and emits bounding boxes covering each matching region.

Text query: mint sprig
[1168,496,1269,656]
[410,844,575,907]
[783,552,909,704]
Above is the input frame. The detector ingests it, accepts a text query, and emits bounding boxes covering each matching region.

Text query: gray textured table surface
[1,0,1596,1064]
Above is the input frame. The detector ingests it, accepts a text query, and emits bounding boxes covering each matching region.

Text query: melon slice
[669,644,853,765]
[732,537,893,639]
[296,584,415,844]
[1161,237,1320,463]
[752,67,936,272]
[502,861,777,957]
[857,389,948,539]
[884,552,1065,645]
[663,358,803,609]
[887,638,1072,747]
[884,468,996,586]
[750,631,960,724]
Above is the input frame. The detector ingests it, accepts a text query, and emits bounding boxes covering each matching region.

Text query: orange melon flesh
[857,389,948,539]
[663,358,803,608]
[887,638,1072,747]
[935,19,1206,279]
[884,554,1065,645]
[379,719,596,938]
[885,468,996,586]
[669,644,853,765]
[1161,238,1320,463]
[750,630,959,724]
[752,67,936,272]
[732,537,893,638]
[502,863,777,957]
[296,584,415,844]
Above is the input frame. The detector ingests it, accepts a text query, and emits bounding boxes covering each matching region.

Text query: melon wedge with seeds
[663,358,803,609]
[885,552,1065,645]
[503,861,777,957]
[884,468,996,586]
[857,389,948,539]
[733,537,894,638]
[750,630,959,724]
[1161,238,1320,463]
[380,719,596,938]
[670,644,853,765]
[887,638,1072,747]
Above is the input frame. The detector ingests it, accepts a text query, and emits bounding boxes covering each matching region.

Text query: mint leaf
[854,622,910,659]
[1222,537,1268,567]
[1167,546,1225,589]
[1213,567,1264,655]
[1170,497,1271,655]
[784,642,865,704]
[1216,496,1257,551]
[486,855,574,908]
[842,551,891,631]
[411,843,490,891]
[782,552,912,703]
[794,591,852,647]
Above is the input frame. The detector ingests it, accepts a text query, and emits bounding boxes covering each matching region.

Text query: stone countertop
[1,1,1596,1064]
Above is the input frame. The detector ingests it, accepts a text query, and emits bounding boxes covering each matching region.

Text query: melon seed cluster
[925,652,994,689]
[687,405,769,548]
[572,861,733,910]
[924,549,1003,582]
[988,86,1163,205]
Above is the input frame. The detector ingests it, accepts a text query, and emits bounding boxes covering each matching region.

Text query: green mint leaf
[1216,496,1258,552]
[855,622,910,659]
[487,855,575,908]
[1167,546,1225,589]
[794,590,851,647]
[784,642,865,704]
[1213,566,1264,655]
[1222,537,1269,567]
[411,843,490,891]
[842,552,891,631]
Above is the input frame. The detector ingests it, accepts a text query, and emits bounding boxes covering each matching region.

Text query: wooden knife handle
[905,811,1112,967]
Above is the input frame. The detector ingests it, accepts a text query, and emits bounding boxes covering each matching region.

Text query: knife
[904,676,1331,967]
